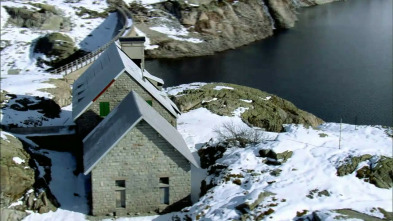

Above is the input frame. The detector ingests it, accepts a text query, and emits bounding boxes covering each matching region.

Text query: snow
[134,27,159,50]
[123,0,166,6]
[239,99,253,103]
[180,121,392,220]
[13,89,392,221]
[13,157,25,164]
[22,149,90,220]
[232,107,249,117]
[202,98,217,103]
[262,96,272,101]
[8,200,23,208]
[213,85,234,90]
[150,26,203,43]
[22,209,86,221]
[1,0,113,99]
[1,130,15,142]
[46,150,89,213]
[1,95,73,127]
[165,82,206,96]
[177,108,249,151]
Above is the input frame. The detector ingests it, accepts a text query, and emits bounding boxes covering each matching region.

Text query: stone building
[83,91,199,216]
[72,40,180,138]
[72,38,198,216]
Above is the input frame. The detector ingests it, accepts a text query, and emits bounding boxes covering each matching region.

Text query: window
[116,190,125,208]
[146,100,152,106]
[160,187,169,204]
[99,102,110,116]
[115,180,126,208]
[159,177,169,205]
[159,177,169,185]
[115,180,125,188]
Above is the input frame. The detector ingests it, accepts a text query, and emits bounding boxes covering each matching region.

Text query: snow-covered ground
[18,96,392,220]
[0,0,111,98]
[1,0,391,219]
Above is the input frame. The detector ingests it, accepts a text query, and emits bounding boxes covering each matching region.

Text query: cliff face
[129,0,338,58]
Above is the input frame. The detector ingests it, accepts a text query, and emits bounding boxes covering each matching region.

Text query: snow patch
[262,96,272,101]
[13,157,25,164]
[213,86,234,90]
[232,107,249,117]
[1,131,15,142]
[150,26,203,43]
[123,0,166,6]
[134,27,159,50]
[165,82,207,96]
[239,99,252,103]
[202,98,217,104]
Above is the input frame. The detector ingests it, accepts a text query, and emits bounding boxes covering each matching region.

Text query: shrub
[214,121,267,147]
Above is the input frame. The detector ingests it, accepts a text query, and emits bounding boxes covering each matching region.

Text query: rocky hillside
[0,131,60,221]
[167,83,323,132]
[128,0,339,58]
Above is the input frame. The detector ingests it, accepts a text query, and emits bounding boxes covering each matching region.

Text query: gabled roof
[72,43,179,121]
[83,91,199,175]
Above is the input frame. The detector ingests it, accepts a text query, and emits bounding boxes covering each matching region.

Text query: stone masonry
[76,72,177,138]
[90,120,191,216]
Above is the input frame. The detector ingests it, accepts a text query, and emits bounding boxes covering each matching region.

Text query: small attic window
[159,177,169,185]
[115,180,125,188]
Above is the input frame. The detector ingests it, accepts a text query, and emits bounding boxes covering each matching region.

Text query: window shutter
[100,102,110,116]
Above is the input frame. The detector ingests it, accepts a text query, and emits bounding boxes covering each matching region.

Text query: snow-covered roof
[72,43,179,121]
[83,91,199,175]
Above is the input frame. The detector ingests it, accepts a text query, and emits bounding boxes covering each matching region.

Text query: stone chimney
[119,37,145,75]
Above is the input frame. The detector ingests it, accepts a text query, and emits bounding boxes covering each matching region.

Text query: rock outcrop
[171,83,323,132]
[128,0,339,58]
[129,0,275,58]
[0,132,34,207]
[3,3,70,31]
[337,155,393,189]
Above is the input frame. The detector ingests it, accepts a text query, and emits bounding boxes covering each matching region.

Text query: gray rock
[0,208,28,221]
[336,154,372,176]
[0,132,35,208]
[236,191,275,213]
[33,32,77,67]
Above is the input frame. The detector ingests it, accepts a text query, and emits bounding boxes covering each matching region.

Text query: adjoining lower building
[83,91,199,216]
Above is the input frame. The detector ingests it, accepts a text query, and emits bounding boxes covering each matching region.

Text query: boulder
[355,156,393,189]
[336,154,372,176]
[337,155,392,189]
[33,32,77,67]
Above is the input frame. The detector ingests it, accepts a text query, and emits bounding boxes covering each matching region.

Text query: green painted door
[99,102,110,116]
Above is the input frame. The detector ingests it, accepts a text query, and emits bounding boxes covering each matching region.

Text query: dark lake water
[146,0,392,126]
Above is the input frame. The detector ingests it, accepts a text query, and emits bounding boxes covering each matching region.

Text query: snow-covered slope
[18,86,392,220]
[0,0,109,97]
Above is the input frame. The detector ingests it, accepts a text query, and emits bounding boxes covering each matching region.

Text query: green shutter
[146,100,152,106]
[99,102,110,116]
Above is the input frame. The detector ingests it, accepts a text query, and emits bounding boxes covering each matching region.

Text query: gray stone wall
[90,120,191,216]
[76,72,177,138]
